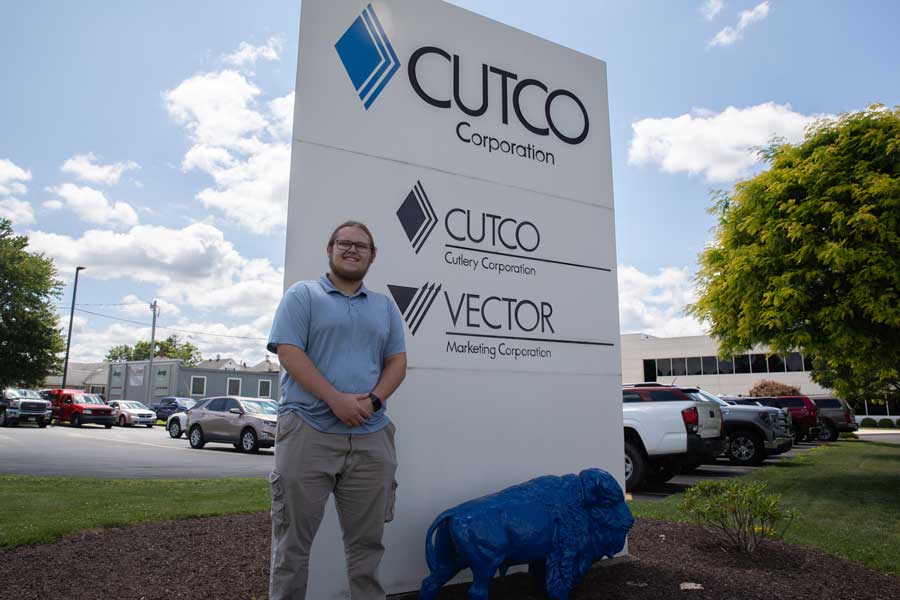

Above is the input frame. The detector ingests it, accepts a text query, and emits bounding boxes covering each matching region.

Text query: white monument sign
[285,0,623,595]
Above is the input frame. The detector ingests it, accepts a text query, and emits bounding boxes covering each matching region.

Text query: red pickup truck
[756,396,821,442]
[44,389,115,428]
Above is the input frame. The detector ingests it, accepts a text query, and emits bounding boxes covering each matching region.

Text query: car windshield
[240,400,278,415]
[73,395,104,405]
[689,389,728,406]
[121,401,148,410]
[182,399,197,409]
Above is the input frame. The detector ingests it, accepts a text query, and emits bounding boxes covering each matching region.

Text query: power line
[73,307,268,341]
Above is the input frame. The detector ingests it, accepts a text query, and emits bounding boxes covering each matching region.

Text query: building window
[750,353,767,373]
[767,354,786,373]
[702,356,718,375]
[786,352,803,372]
[718,356,734,374]
[642,360,657,383]
[227,378,241,396]
[686,357,702,376]
[258,379,272,399]
[672,358,687,376]
[190,376,206,396]
[656,358,672,377]
[734,354,751,374]
[803,353,816,371]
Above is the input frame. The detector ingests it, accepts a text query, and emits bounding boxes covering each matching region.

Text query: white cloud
[708,1,770,47]
[47,183,139,227]
[118,294,181,318]
[164,66,291,234]
[223,37,283,70]
[61,153,139,185]
[27,222,284,321]
[701,0,724,20]
[0,158,34,224]
[628,102,822,182]
[618,265,706,337]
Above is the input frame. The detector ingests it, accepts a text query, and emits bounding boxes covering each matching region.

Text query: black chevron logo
[387,282,442,335]
[396,180,438,254]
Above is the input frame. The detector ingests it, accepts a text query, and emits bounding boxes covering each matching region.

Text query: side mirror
[229,408,244,415]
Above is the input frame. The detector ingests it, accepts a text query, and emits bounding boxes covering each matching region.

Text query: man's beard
[329,254,369,282]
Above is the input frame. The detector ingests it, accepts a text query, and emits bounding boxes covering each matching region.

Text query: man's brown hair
[327,220,376,252]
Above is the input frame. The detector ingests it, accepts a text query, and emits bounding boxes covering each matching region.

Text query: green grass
[630,439,900,576]
[0,476,270,549]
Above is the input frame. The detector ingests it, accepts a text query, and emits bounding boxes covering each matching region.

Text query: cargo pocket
[384,422,398,523]
[269,471,288,530]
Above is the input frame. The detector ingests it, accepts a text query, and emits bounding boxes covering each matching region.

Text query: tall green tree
[0,219,65,388]
[104,334,202,366]
[690,106,900,401]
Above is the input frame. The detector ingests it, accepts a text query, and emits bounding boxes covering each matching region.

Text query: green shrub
[679,480,793,554]
[877,418,898,429]
[861,418,878,427]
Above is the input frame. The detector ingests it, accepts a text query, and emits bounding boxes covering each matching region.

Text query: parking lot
[1,421,852,490]
[0,423,274,478]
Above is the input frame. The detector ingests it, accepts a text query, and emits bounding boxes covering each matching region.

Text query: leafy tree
[690,106,900,401]
[104,334,202,366]
[748,380,801,397]
[0,219,65,388]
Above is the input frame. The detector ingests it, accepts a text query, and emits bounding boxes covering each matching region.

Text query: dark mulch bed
[2,515,898,600]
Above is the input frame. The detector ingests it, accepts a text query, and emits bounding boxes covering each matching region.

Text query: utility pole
[145,299,159,406]
[61,266,86,390]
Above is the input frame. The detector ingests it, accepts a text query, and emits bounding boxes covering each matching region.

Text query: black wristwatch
[368,393,383,412]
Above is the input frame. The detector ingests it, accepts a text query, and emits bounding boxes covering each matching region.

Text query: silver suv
[187,396,278,453]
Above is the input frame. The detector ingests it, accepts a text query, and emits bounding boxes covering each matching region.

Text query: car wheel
[189,425,206,449]
[728,430,765,465]
[647,460,677,484]
[793,427,804,444]
[818,422,839,442]
[71,414,81,428]
[168,420,182,438]
[104,423,113,429]
[624,441,646,492]
[119,415,127,427]
[146,423,154,428]
[0,411,6,427]
[38,421,48,428]
[240,428,260,453]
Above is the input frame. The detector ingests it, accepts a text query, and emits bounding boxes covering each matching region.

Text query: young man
[267,221,407,600]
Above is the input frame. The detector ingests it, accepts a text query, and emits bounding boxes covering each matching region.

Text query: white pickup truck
[622,384,725,492]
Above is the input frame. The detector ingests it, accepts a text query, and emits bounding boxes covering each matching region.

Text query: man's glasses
[333,239,373,254]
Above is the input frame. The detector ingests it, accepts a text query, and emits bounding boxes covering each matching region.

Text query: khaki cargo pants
[268,411,398,600]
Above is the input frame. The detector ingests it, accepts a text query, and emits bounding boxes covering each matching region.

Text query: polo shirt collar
[320,273,369,298]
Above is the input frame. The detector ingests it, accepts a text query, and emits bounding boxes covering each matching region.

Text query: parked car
[724,397,764,406]
[187,396,278,453]
[685,388,793,465]
[813,397,858,441]
[108,400,157,428]
[755,396,821,442]
[621,385,725,492]
[1,388,52,427]
[166,399,205,438]
[150,396,195,422]
[45,388,115,428]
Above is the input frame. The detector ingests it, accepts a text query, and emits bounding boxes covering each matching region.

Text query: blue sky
[2,0,898,364]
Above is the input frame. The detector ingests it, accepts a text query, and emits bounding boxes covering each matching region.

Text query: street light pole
[61,266,86,390]
[145,299,159,406]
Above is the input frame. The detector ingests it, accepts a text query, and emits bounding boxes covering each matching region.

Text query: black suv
[812,397,858,441]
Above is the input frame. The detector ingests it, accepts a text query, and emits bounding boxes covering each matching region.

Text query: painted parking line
[47,428,189,451]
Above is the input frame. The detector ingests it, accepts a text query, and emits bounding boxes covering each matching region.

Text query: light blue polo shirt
[267,274,406,434]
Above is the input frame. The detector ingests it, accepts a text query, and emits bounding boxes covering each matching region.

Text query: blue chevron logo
[335,4,400,110]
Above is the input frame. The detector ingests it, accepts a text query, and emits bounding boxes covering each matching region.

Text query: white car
[166,398,203,438]
[109,400,156,428]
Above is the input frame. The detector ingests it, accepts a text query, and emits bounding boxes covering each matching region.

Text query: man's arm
[277,344,372,427]
[367,352,407,410]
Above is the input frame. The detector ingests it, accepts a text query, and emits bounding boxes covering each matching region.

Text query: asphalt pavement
[0,422,274,478]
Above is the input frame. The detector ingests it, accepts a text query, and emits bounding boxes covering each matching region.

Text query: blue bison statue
[418,468,633,600]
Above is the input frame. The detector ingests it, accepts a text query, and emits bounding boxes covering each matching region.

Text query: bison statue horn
[418,468,634,600]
